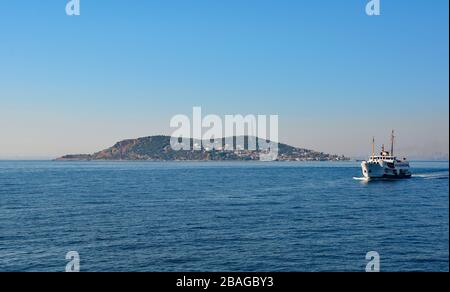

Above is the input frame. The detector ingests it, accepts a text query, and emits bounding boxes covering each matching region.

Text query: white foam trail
[413,171,449,180]
[353,177,369,181]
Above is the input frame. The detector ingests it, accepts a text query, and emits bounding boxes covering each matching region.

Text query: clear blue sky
[0,0,448,159]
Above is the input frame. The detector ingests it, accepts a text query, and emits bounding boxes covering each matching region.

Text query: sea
[0,160,448,272]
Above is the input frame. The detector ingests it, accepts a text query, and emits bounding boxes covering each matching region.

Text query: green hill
[56,135,349,161]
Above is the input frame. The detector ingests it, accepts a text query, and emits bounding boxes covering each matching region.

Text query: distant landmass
[56,135,349,161]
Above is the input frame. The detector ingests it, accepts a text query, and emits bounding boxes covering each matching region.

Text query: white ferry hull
[361,161,412,179]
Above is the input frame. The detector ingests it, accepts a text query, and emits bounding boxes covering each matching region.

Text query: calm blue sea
[0,161,448,272]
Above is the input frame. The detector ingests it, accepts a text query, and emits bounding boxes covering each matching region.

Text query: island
[56,135,349,162]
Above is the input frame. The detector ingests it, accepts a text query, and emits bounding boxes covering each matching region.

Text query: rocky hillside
[56,135,349,161]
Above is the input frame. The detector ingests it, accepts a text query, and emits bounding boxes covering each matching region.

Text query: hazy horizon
[0,131,448,161]
[1,1,448,160]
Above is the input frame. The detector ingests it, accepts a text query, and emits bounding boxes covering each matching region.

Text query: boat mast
[372,137,375,158]
[390,130,395,157]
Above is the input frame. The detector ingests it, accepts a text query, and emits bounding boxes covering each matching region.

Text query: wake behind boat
[361,130,412,179]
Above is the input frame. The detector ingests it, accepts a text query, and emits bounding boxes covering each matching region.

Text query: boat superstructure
[361,130,411,179]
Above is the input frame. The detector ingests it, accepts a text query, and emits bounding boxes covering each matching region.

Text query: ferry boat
[361,131,412,179]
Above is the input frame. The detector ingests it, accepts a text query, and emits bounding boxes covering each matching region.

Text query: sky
[0,0,448,159]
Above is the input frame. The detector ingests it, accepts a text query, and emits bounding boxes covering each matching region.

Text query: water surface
[0,161,448,271]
